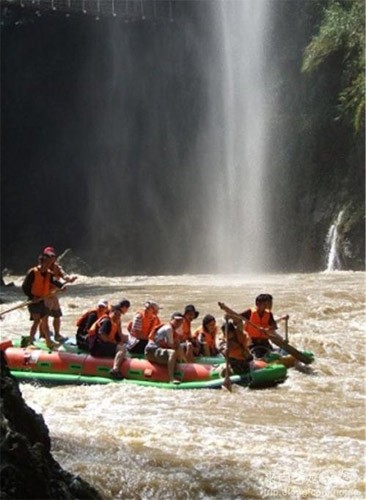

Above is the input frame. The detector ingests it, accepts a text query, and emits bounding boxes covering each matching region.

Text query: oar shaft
[222,320,232,392]
[218,302,312,364]
[0,300,33,316]
[0,288,63,318]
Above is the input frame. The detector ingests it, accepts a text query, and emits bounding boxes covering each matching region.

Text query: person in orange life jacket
[218,315,253,375]
[40,246,77,343]
[22,254,65,349]
[116,298,131,318]
[192,314,220,357]
[262,293,290,325]
[75,299,109,350]
[144,312,184,384]
[88,305,128,380]
[127,300,161,354]
[178,304,200,362]
[237,294,278,358]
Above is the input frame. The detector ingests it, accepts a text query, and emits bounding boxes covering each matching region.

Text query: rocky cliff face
[0,351,102,499]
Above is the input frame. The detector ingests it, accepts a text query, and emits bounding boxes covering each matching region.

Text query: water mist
[81,1,273,274]
[198,0,272,273]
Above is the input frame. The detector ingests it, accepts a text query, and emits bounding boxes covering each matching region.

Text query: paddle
[222,319,232,392]
[218,302,312,365]
[243,317,313,365]
[0,298,35,319]
[0,288,64,320]
[284,316,289,342]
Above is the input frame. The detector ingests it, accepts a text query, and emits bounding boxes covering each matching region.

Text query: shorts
[249,339,273,358]
[145,346,174,363]
[180,340,199,353]
[28,301,49,320]
[90,340,118,358]
[229,358,251,375]
[128,338,148,354]
[44,295,62,318]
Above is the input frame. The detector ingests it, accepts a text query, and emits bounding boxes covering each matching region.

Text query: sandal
[54,335,68,343]
[109,369,124,380]
[46,341,60,350]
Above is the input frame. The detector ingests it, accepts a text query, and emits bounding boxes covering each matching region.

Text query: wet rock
[0,351,102,499]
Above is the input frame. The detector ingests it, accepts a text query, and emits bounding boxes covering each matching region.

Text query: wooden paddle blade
[268,334,313,365]
[221,362,233,391]
[222,375,232,392]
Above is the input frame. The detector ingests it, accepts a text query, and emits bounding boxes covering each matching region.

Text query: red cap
[43,246,56,256]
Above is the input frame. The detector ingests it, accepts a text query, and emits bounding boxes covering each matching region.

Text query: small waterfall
[325,210,344,271]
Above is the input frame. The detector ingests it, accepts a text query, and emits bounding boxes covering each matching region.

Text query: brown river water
[0,272,365,499]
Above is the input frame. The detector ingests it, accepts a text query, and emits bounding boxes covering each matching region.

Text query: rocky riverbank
[0,351,102,499]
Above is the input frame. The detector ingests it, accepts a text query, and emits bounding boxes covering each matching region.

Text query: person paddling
[40,246,77,343]
[219,294,278,358]
[218,315,253,375]
[22,253,65,349]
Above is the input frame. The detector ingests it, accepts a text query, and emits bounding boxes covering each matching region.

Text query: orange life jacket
[245,308,270,339]
[131,309,160,339]
[76,308,104,327]
[88,314,120,343]
[103,320,120,343]
[30,267,52,298]
[88,314,109,337]
[227,331,249,360]
[180,317,192,341]
[193,326,217,348]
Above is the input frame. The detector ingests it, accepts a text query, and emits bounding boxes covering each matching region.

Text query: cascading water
[78,0,273,274]
[325,210,344,271]
[200,0,272,273]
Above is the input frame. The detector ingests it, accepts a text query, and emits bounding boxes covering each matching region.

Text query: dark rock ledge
[0,351,102,499]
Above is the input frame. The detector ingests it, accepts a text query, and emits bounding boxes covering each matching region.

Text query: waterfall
[325,210,344,271]
[201,0,272,273]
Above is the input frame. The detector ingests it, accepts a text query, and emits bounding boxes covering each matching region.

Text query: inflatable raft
[198,351,314,369]
[1,339,287,390]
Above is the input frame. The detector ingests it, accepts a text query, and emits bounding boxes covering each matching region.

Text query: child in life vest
[218,317,253,375]
[192,314,220,357]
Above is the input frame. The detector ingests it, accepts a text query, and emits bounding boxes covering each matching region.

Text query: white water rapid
[0,271,365,498]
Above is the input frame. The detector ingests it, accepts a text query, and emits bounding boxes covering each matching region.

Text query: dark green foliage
[302,0,365,133]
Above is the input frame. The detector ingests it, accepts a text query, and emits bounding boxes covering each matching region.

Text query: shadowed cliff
[0,350,102,499]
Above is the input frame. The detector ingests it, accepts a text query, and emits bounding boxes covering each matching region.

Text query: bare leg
[145,349,180,383]
[112,345,126,372]
[39,316,49,339]
[29,316,41,344]
[167,350,178,382]
[53,317,61,337]
[110,344,126,379]
[40,318,58,349]
[185,342,194,363]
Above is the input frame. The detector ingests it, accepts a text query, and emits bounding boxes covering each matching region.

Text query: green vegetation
[302,0,365,133]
